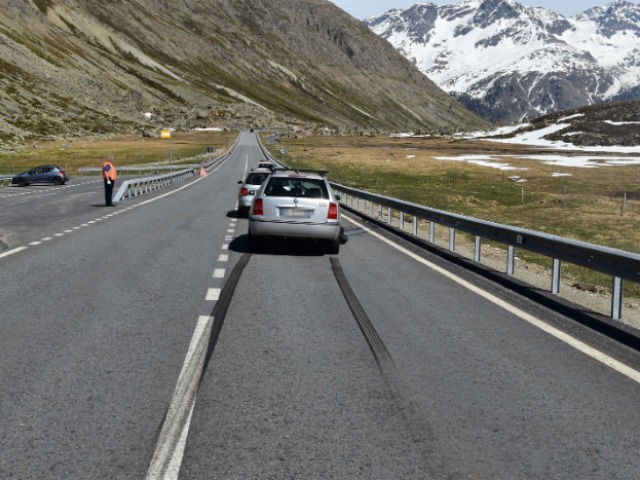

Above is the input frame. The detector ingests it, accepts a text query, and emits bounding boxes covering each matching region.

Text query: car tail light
[328,202,338,220]
[240,187,249,196]
[253,198,263,216]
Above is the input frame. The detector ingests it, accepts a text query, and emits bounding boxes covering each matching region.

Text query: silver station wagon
[247,169,342,254]
[237,168,272,217]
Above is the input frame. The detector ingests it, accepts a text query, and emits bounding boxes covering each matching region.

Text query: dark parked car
[12,165,69,187]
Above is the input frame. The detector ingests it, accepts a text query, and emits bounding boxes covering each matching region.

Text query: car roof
[269,168,328,180]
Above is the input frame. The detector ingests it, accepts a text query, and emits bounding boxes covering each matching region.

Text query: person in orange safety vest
[101,158,118,206]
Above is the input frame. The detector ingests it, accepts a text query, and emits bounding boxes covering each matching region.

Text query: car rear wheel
[247,230,262,252]
[52,177,63,185]
[237,206,249,218]
[326,238,340,254]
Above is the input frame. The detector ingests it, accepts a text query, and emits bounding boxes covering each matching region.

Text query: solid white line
[164,400,196,480]
[146,315,213,479]
[343,213,640,384]
[0,247,27,259]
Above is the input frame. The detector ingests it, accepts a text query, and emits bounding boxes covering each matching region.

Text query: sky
[330,0,640,19]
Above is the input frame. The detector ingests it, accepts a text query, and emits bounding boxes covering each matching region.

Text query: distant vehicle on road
[248,168,342,254]
[11,165,69,187]
[237,168,272,217]
[253,161,275,172]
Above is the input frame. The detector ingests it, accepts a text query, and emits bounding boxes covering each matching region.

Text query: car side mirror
[237,180,242,184]
[335,194,341,201]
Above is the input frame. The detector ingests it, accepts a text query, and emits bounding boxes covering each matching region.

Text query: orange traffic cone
[199,166,207,177]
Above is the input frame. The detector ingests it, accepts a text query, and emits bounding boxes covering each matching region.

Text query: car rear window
[264,178,328,198]
[245,172,270,185]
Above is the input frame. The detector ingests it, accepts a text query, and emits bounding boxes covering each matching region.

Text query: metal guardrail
[78,164,202,175]
[113,168,196,203]
[330,182,640,321]
[0,176,12,186]
[111,141,238,203]
[258,132,640,321]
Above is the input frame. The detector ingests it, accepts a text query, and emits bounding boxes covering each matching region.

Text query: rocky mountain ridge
[366,0,640,123]
[0,0,489,146]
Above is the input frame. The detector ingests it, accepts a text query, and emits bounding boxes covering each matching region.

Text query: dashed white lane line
[213,268,226,279]
[0,154,231,262]
[218,254,229,262]
[344,212,640,385]
[205,288,221,301]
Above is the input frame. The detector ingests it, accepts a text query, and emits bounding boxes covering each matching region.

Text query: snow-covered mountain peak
[366,0,640,123]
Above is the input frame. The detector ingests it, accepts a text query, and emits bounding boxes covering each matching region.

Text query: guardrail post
[507,245,516,276]
[474,236,482,262]
[328,181,640,320]
[552,259,561,294]
[612,276,623,320]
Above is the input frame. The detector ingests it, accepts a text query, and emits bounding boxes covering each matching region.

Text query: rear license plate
[280,208,312,218]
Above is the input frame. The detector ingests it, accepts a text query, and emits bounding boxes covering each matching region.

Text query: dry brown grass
[267,133,640,314]
[274,135,640,252]
[0,130,237,176]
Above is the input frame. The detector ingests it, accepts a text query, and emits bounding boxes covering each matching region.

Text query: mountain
[0,0,488,145]
[365,0,640,123]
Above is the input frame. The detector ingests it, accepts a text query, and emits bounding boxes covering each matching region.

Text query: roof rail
[273,167,329,176]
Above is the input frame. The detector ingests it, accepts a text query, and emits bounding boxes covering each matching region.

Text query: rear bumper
[238,195,254,208]
[249,219,340,240]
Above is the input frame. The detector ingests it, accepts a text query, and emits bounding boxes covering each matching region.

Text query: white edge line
[343,213,640,384]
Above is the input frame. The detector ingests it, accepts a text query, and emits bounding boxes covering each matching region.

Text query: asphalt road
[1,132,640,479]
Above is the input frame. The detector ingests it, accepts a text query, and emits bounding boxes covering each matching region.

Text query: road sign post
[161,129,172,163]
